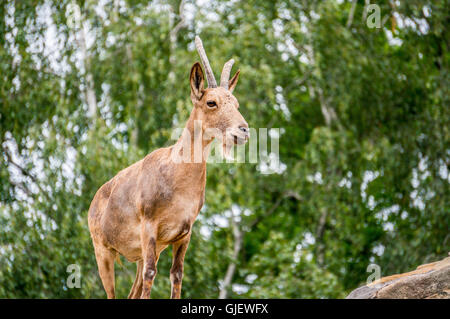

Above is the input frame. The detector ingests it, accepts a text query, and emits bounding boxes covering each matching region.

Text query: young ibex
[88,36,249,298]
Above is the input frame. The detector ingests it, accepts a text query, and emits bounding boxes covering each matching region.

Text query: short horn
[194,36,217,88]
[220,59,235,89]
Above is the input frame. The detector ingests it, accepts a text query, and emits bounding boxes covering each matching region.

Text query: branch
[2,145,51,201]
[346,0,358,28]
[74,15,97,120]
[381,11,392,28]
[219,212,243,299]
[362,0,371,22]
[309,85,340,128]
[248,196,283,230]
[9,179,33,197]
[315,208,328,266]
[169,0,186,43]
[303,43,341,128]
[218,190,302,298]
[168,0,187,81]
[250,190,302,232]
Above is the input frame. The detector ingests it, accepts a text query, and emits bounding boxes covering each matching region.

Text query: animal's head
[190,36,249,147]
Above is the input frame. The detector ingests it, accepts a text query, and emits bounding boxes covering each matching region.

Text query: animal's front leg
[141,222,159,299]
[170,235,191,299]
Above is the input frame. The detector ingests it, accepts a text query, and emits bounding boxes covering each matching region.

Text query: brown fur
[88,62,248,298]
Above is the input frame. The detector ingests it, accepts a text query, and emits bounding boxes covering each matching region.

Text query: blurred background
[0,0,448,298]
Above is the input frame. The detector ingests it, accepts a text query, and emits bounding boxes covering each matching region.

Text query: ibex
[88,36,249,298]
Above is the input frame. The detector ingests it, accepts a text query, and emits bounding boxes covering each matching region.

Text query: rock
[346,256,450,299]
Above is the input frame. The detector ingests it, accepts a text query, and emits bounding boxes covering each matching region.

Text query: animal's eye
[206,101,217,108]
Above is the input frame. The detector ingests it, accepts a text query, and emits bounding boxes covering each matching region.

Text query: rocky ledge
[347,256,450,299]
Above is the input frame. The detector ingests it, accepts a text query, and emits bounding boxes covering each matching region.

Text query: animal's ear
[190,62,205,101]
[228,69,240,93]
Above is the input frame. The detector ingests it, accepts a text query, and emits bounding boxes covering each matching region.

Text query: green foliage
[0,0,448,298]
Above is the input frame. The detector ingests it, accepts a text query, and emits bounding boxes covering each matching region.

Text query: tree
[0,0,448,298]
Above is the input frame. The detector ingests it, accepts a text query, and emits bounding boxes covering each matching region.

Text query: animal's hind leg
[170,236,191,299]
[128,260,143,299]
[93,243,116,299]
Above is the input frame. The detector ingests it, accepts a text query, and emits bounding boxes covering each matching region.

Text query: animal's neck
[174,107,213,167]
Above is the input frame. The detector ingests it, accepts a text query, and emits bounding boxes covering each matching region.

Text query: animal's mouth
[231,134,248,145]
[222,131,249,160]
